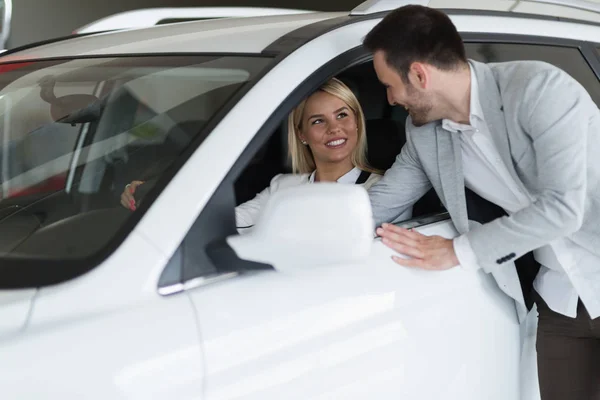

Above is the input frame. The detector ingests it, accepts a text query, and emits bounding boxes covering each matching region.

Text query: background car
[73,6,316,34]
[0,0,599,398]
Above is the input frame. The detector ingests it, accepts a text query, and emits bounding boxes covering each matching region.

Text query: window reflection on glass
[0,55,270,263]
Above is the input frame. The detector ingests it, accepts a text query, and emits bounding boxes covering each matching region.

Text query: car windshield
[0,55,270,286]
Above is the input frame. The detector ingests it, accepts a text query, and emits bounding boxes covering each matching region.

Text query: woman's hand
[120,180,144,211]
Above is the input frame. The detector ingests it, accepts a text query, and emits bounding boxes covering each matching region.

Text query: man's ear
[408,62,429,90]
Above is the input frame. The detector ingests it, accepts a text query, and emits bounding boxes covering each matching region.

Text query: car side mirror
[227,183,374,272]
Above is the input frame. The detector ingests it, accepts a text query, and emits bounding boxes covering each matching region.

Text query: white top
[235,168,383,233]
[449,66,580,317]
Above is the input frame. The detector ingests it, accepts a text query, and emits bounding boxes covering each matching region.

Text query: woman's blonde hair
[287,77,380,174]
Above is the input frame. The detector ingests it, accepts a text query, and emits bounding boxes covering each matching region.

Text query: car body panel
[0,288,35,338]
[359,0,600,23]
[0,232,204,398]
[450,12,600,40]
[0,292,203,399]
[514,1,600,23]
[22,231,169,324]
[74,7,317,34]
[189,220,520,400]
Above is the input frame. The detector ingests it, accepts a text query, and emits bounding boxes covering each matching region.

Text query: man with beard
[365,5,600,400]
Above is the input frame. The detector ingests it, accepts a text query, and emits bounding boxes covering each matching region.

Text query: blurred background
[9,0,363,48]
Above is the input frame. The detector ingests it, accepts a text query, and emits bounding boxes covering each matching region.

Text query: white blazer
[235,169,385,231]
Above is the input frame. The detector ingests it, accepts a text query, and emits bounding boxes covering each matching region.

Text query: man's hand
[376,223,459,270]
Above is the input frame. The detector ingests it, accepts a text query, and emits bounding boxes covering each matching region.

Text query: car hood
[0,289,36,339]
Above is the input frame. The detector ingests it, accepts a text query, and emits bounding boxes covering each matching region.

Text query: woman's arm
[235,174,286,232]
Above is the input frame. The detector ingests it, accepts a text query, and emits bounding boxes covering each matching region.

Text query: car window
[0,55,271,284]
[1,73,97,198]
[465,43,600,106]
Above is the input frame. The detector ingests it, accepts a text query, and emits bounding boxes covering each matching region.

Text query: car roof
[432,0,600,23]
[74,7,318,34]
[4,0,600,62]
[5,13,345,61]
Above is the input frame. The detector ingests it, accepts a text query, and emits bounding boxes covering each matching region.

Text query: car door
[185,217,520,400]
[149,12,600,400]
[154,18,523,400]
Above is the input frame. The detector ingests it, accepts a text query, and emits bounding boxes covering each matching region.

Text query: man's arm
[467,69,591,273]
[368,126,432,227]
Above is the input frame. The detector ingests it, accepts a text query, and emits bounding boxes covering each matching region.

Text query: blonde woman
[121,78,412,231]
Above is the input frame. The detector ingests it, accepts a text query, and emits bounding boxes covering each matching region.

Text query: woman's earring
[301,140,308,145]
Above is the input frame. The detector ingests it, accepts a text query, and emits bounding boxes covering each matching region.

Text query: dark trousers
[535,292,600,400]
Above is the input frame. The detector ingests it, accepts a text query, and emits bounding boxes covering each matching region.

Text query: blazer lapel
[436,125,469,234]
[470,61,529,192]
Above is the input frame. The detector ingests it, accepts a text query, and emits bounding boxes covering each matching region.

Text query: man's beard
[405,85,433,127]
[408,103,433,127]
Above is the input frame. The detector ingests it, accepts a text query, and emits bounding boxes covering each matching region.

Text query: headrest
[365,118,406,171]
[337,64,390,121]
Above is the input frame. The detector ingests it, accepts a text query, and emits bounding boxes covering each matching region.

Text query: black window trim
[587,42,600,67]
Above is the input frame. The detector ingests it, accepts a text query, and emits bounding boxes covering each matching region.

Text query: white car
[0,0,599,398]
[73,6,316,34]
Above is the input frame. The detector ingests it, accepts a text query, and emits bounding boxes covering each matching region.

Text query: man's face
[373,51,434,127]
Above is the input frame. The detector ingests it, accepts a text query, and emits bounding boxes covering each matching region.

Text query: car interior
[173,61,449,282]
[233,61,445,219]
[0,73,245,259]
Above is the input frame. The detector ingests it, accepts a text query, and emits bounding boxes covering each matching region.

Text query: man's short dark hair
[363,5,467,82]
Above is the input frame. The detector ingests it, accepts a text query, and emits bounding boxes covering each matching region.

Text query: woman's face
[299,91,359,167]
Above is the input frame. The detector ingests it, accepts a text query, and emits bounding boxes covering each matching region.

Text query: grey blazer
[369,60,600,321]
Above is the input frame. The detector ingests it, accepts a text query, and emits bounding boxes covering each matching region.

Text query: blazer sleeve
[368,125,432,227]
[466,69,591,272]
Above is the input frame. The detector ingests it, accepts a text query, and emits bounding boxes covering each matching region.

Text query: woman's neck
[313,160,355,182]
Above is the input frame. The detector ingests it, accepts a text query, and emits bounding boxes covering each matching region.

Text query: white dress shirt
[449,66,581,317]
